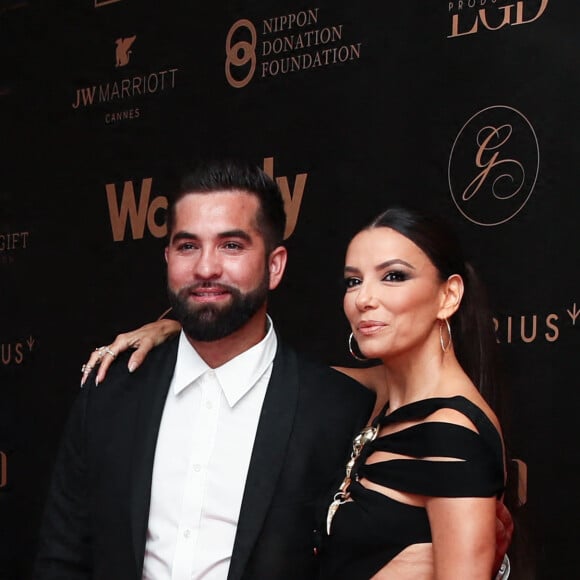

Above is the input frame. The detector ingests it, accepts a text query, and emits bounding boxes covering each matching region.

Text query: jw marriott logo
[115,36,136,67]
[71,34,179,111]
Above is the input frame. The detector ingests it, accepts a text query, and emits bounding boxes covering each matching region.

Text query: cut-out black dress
[319,396,504,580]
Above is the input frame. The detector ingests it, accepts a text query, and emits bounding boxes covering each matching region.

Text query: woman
[82,206,509,579]
[318,207,505,579]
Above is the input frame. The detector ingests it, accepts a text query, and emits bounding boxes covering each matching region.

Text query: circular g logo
[225,19,257,89]
[448,105,539,226]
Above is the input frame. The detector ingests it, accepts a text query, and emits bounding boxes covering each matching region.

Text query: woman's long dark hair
[365,206,500,409]
[365,205,535,578]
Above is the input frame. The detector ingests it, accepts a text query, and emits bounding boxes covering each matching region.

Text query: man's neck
[185,311,269,368]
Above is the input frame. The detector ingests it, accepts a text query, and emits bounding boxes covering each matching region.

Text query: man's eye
[224,242,242,250]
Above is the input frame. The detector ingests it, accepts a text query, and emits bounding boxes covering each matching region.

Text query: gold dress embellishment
[326,425,378,535]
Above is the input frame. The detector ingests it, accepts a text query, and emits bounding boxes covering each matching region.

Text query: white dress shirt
[142,317,277,580]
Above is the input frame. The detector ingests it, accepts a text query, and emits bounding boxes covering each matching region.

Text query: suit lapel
[227,344,299,580]
[129,340,179,575]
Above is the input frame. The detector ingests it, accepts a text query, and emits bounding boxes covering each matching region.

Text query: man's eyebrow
[217,229,252,242]
[170,230,252,242]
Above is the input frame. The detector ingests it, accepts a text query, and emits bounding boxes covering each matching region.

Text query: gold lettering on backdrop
[262,9,319,34]
[520,315,537,343]
[262,157,307,239]
[72,70,178,109]
[1,342,24,365]
[449,12,479,37]
[515,0,549,25]
[72,86,97,109]
[448,0,549,37]
[105,179,167,241]
[462,125,524,203]
[1,337,34,365]
[567,302,579,325]
[545,314,559,342]
[494,313,562,344]
[225,20,257,89]
[0,232,29,251]
[478,5,512,31]
[0,452,6,488]
[105,161,303,242]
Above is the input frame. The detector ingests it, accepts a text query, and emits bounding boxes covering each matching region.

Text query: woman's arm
[427,495,496,579]
[80,319,181,386]
[80,320,387,388]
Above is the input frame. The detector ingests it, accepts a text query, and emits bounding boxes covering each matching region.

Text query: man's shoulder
[275,342,374,402]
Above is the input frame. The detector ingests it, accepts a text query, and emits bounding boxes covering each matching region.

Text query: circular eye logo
[448,105,539,226]
[225,19,257,89]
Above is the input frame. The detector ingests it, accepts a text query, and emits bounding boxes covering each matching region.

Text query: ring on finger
[104,347,116,359]
[82,364,94,373]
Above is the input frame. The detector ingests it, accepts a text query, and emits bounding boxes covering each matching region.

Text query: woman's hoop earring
[439,318,452,353]
[348,332,368,361]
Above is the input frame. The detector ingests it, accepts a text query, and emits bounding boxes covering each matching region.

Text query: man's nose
[194,249,223,279]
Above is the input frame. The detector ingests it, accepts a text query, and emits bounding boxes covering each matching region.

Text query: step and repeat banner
[1,1,577,578]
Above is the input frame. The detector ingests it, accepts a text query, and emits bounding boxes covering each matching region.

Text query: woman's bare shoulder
[331,364,386,393]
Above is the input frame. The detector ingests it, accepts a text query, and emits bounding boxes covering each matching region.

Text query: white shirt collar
[172,315,278,407]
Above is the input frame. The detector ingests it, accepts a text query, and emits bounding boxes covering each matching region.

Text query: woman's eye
[383,270,408,282]
[344,277,361,289]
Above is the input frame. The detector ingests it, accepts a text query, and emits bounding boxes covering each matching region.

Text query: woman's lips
[357,321,386,335]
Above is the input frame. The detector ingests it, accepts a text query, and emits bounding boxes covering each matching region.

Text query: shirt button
[205,400,213,409]
[193,464,201,472]
[183,529,191,538]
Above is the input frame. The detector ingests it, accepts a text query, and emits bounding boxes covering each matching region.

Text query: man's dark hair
[167,159,286,253]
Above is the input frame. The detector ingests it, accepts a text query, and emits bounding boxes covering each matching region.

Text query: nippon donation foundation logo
[448,105,539,226]
[225,7,364,88]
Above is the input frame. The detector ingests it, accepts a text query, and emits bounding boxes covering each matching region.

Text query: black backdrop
[1,1,578,578]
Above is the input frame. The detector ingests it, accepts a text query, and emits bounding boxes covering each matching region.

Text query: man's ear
[438,274,464,319]
[268,246,288,290]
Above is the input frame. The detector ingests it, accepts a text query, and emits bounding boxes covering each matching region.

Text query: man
[35,159,511,579]
[34,159,375,579]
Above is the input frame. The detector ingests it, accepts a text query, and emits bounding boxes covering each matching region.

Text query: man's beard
[167,271,269,342]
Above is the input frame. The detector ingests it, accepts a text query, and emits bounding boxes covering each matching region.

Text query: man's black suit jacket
[34,336,375,580]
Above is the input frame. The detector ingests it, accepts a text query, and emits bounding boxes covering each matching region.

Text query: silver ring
[104,347,116,359]
[82,364,94,373]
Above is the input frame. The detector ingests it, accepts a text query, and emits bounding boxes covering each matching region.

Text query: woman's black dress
[319,396,505,580]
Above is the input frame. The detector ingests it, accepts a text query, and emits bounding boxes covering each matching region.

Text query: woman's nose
[354,283,377,310]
